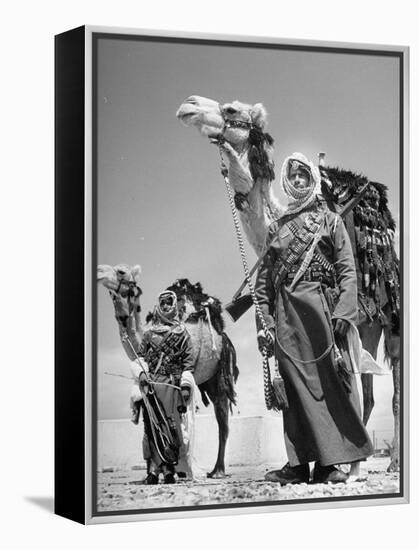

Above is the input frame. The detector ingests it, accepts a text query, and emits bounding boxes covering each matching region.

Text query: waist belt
[149,361,183,377]
[273,252,335,285]
[284,262,336,287]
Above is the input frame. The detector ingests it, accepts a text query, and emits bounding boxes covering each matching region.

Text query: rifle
[225,182,370,322]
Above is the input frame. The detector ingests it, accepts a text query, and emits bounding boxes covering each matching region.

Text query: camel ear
[250,103,268,130]
[131,264,142,285]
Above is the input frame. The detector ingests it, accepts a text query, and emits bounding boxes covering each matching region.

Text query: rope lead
[218,148,281,411]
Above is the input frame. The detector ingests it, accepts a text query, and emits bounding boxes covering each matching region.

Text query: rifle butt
[224,294,254,322]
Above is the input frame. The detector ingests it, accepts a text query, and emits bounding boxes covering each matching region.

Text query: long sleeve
[331,215,359,325]
[254,247,276,334]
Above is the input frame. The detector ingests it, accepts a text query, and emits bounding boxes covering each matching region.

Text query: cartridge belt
[271,210,323,287]
[149,361,183,377]
[284,262,336,287]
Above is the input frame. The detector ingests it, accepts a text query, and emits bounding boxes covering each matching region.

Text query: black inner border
[91,31,405,518]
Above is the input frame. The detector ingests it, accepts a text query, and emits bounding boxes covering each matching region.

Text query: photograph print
[94,30,405,517]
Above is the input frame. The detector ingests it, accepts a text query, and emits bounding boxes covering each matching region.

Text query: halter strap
[115,278,141,297]
[218,102,254,135]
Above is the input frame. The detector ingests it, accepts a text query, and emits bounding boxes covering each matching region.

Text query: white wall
[98,414,287,471]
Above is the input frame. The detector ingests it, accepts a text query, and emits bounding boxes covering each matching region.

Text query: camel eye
[225,106,236,115]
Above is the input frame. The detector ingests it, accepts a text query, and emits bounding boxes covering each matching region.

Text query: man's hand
[139,372,150,395]
[333,318,350,338]
[257,329,275,358]
[180,386,191,405]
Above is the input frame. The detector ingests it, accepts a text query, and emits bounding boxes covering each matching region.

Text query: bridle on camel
[115,278,141,300]
[216,110,284,411]
[112,278,142,321]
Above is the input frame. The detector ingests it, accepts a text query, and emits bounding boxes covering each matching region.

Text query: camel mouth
[176,108,201,128]
[97,266,108,281]
[177,112,196,123]
[207,131,222,140]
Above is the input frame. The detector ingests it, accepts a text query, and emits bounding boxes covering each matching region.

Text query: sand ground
[97,457,399,512]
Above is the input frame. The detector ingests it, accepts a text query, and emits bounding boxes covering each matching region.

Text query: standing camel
[176,95,401,471]
[97,264,239,478]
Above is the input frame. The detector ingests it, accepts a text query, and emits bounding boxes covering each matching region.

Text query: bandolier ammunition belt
[144,330,185,374]
[271,210,324,289]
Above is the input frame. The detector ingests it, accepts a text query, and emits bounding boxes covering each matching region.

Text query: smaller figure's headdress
[154,290,180,327]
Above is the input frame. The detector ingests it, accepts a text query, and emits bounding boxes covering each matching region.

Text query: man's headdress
[280,152,321,214]
[155,290,179,325]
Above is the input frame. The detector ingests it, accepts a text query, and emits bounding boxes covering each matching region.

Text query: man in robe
[255,152,373,484]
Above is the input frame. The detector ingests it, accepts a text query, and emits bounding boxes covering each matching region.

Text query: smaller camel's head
[97,263,142,297]
[97,264,143,332]
[176,95,268,147]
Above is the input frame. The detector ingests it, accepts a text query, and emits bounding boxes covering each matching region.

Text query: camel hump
[186,322,222,385]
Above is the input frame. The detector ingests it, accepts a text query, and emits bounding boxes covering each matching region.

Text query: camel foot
[348,461,363,482]
[207,470,229,479]
[347,474,367,483]
[387,458,400,473]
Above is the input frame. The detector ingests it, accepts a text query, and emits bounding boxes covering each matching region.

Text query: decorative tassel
[247,128,275,181]
[270,357,288,412]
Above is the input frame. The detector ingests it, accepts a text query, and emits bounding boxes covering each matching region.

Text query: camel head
[97,264,143,332]
[177,95,277,257]
[176,95,268,148]
[97,263,142,296]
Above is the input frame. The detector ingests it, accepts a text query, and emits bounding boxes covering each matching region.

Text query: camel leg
[384,326,401,473]
[202,374,230,479]
[358,319,382,425]
[360,374,374,425]
[207,394,230,478]
[386,359,400,472]
[348,461,362,482]
[347,373,365,481]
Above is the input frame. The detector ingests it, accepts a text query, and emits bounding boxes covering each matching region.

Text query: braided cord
[218,149,276,410]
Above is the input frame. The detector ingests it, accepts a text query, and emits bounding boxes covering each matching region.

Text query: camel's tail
[199,389,211,408]
[220,333,239,406]
[383,326,400,370]
[198,333,239,409]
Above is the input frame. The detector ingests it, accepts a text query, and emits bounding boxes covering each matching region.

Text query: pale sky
[96,36,401,445]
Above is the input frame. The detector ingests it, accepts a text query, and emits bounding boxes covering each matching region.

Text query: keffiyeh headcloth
[280,152,321,214]
[154,290,180,327]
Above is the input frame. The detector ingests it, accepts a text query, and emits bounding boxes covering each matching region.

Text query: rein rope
[217,146,280,411]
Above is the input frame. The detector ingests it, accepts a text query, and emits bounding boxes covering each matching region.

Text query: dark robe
[255,203,373,466]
